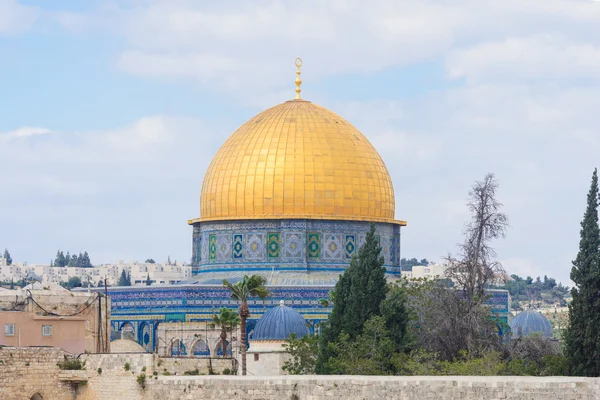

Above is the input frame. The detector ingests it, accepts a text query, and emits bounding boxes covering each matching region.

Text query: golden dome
[190,99,404,225]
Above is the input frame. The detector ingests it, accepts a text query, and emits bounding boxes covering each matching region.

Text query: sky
[2,0,600,285]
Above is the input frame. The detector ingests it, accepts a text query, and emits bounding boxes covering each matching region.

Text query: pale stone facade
[0,261,192,287]
[3,347,600,400]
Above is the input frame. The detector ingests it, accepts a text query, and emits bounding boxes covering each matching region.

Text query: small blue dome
[251,301,309,341]
[509,310,553,338]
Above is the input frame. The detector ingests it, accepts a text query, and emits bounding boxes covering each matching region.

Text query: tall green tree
[566,168,600,376]
[145,274,152,286]
[316,223,387,373]
[118,269,130,286]
[3,249,12,266]
[223,275,269,375]
[211,307,241,358]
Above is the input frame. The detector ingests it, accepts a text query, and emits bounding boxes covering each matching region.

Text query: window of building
[254,353,259,361]
[42,325,53,336]
[424,268,430,273]
[4,323,14,336]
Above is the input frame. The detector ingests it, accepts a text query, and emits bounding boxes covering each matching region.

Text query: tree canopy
[53,250,92,268]
[3,249,12,266]
[566,168,600,376]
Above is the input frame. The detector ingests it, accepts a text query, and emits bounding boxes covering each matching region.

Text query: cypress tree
[118,269,128,286]
[566,168,600,376]
[316,223,387,373]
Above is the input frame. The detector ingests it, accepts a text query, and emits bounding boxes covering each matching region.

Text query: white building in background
[0,260,192,287]
[401,263,448,281]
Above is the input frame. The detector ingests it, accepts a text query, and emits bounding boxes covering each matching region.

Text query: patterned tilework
[232,234,243,259]
[192,219,402,271]
[217,234,230,260]
[323,234,342,260]
[284,232,303,260]
[345,235,355,259]
[267,232,280,258]
[307,233,321,258]
[209,235,217,260]
[246,233,266,260]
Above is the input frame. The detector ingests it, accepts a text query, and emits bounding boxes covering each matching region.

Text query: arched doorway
[138,322,151,351]
[120,322,135,341]
[192,339,210,356]
[31,394,43,400]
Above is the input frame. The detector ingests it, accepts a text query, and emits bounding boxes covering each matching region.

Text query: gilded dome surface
[193,99,401,224]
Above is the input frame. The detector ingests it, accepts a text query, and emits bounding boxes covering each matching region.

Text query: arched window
[215,340,232,356]
[171,339,187,356]
[192,339,210,356]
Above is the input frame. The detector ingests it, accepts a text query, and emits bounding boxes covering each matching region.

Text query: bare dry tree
[445,173,509,310]
[441,173,508,357]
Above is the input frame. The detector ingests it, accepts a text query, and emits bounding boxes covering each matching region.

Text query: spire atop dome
[294,57,303,100]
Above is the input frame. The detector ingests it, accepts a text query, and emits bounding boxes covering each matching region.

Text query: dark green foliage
[316,224,389,373]
[282,333,319,375]
[380,284,410,353]
[183,369,200,375]
[566,168,600,376]
[53,250,92,268]
[497,274,568,306]
[57,359,86,370]
[118,269,131,286]
[136,373,147,389]
[145,259,155,263]
[3,249,12,266]
[400,257,428,271]
[9,278,13,290]
[324,316,395,375]
[66,276,82,289]
[145,274,152,286]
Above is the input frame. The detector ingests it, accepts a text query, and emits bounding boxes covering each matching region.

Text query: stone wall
[123,375,600,400]
[0,347,75,400]
[4,348,600,400]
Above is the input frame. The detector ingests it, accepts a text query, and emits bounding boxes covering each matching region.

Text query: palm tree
[212,307,241,358]
[223,275,269,375]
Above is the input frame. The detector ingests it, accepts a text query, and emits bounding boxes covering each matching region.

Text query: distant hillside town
[0,253,191,287]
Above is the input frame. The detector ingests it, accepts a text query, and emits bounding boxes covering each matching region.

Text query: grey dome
[251,300,309,341]
[509,310,553,338]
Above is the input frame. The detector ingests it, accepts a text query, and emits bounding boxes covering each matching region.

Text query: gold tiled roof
[191,99,403,225]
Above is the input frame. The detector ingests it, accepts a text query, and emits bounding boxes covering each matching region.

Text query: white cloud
[447,35,600,83]
[0,0,38,34]
[0,127,51,140]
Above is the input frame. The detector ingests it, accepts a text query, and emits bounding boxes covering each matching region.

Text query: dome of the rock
[188,59,405,280]
[509,310,553,338]
[251,300,309,341]
[193,100,400,225]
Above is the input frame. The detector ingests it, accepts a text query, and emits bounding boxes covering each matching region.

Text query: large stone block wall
[0,347,75,400]
[6,349,600,400]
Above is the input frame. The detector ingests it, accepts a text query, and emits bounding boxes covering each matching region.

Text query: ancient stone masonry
[0,347,75,400]
[4,348,600,400]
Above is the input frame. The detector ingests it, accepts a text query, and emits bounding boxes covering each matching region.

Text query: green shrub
[163,371,171,376]
[153,370,158,376]
[124,362,131,371]
[57,359,86,370]
[141,366,146,372]
[97,367,102,374]
[222,368,231,375]
[136,373,147,390]
[183,369,200,376]
[157,359,163,367]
